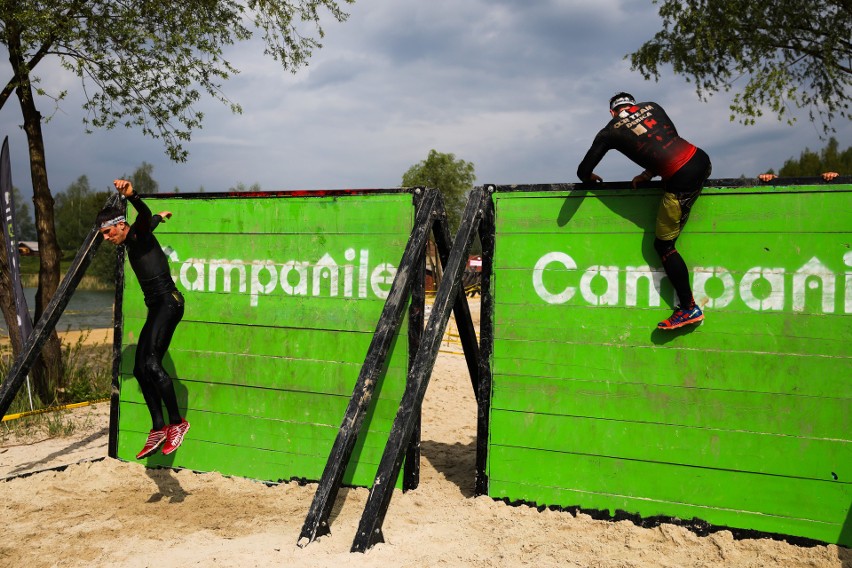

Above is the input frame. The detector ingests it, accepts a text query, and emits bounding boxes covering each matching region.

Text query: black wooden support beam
[403,190,428,492]
[474,188,496,496]
[297,188,439,547]
[350,187,490,553]
[0,194,119,419]
[430,195,481,400]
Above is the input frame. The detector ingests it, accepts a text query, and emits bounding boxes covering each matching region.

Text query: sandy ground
[0,309,849,568]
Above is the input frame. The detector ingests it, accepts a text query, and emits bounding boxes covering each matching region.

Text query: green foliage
[60,333,112,403]
[629,0,851,134]
[53,175,115,283]
[0,0,354,161]
[11,187,36,241]
[124,162,159,195]
[53,176,109,250]
[776,137,851,177]
[402,149,476,233]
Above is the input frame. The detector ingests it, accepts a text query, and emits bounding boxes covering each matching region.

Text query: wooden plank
[488,479,848,546]
[490,409,850,481]
[119,402,396,460]
[493,232,850,273]
[118,378,404,428]
[124,293,393,333]
[116,421,395,488]
[139,193,414,236]
[121,320,400,361]
[126,232,411,258]
[119,350,406,396]
[490,374,848,439]
[493,187,852,235]
[491,306,851,358]
[486,445,850,537]
[490,340,849,399]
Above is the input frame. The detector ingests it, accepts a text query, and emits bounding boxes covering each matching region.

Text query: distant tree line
[762,137,850,177]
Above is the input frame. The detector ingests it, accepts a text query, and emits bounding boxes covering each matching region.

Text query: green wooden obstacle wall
[114,191,414,487]
[486,182,851,545]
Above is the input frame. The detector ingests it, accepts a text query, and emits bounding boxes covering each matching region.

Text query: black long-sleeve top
[124,193,176,302]
[577,101,698,183]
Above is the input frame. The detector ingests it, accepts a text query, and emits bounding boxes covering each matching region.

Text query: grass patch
[0,330,112,440]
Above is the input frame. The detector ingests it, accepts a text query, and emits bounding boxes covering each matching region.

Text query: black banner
[0,137,34,344]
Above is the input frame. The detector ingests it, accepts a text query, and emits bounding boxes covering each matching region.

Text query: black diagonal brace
[107,197,128,459]
[430,195,480,399]
[297,188,439,547]
[351,187,490,553]
[0,193,120,419]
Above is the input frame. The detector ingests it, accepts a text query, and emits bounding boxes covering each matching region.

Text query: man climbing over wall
[577,92,712,330]
[97,179,190,458]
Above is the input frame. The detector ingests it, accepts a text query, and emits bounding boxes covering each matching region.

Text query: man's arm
[632,169,655,189]
[577,132,608,183]
[114,179,156,232]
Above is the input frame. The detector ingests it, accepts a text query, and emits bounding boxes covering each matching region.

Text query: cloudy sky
[1,0,849,199]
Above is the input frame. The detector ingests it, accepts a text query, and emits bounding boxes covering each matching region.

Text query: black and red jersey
[577,101,698,182]
[125,194,177,302]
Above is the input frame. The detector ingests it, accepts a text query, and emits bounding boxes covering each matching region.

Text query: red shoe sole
[658,314,704,330]
[136,436,167,459]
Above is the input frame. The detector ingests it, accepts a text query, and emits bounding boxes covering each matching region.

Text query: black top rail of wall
[485,175,852,194]
[134,187,417,200]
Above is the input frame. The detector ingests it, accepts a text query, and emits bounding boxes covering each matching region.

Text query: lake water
[0,288,115,334]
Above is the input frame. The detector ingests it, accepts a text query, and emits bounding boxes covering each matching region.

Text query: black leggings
[655,149,712,309]
[134,290,184,430]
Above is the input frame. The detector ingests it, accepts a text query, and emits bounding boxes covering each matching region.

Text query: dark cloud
[0,0,848,199]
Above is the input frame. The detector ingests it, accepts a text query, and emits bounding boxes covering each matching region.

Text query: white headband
[610,96,635,110]
[100,216,126,229]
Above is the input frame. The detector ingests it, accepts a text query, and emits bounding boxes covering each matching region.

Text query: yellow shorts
[655,188,702,241]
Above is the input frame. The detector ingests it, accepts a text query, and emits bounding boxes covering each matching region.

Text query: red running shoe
[162,419,191,456]
[657,305,704,330]
[136,427,168,459]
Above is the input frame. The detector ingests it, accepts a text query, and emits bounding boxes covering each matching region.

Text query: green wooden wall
[115,192,414,487]
[486,183,851,545]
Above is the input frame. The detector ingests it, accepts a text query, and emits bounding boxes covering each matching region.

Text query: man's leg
[654,150,711,330]
[135,317,166,430]
[142,291,185,426]
[134,316,168,458]
[654,237,695,309]
[143,291,190,455]
[654,191,703,330]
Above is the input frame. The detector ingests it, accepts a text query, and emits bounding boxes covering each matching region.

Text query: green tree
[629,0,851,134]
[0,0,351,403]
[53,175,115,283]
[126,162,159,195]
[402,149,476,234]
[773,138,851,177]
[12,186,35,240]
[402,150,477,286]
[54,176,101,250]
